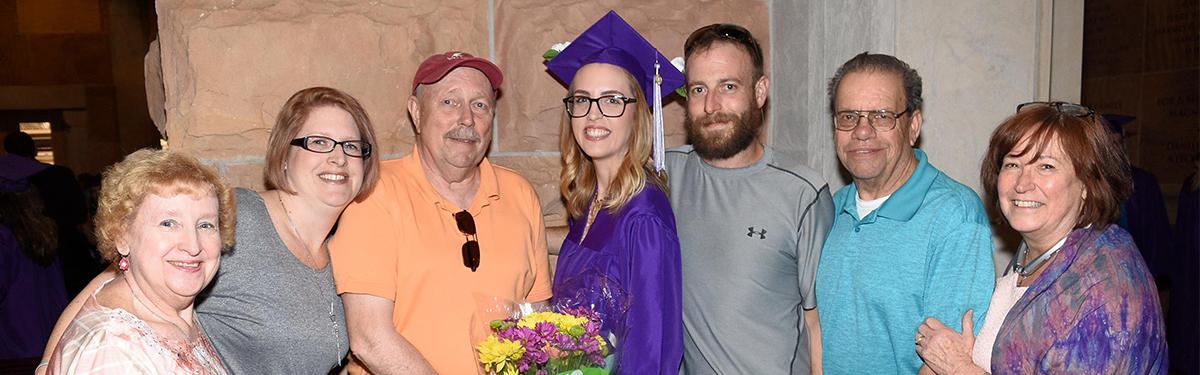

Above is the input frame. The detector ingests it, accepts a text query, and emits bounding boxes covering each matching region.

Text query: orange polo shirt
[330,149,553,375]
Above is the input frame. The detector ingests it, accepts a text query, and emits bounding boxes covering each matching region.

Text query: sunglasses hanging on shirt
[455,211,480,272]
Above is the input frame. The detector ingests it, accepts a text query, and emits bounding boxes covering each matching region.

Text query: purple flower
[584,321,601,336]
[535,321,558,337]
[527,348,550,364]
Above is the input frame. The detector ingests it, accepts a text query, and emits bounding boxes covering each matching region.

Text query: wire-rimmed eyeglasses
[833,109,910,132]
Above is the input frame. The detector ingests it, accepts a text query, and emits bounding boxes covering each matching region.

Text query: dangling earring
[118,256,129,271]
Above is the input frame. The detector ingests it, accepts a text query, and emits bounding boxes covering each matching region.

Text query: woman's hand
[916,309,985,374]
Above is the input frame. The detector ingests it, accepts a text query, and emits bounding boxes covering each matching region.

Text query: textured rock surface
[494,0,770,153]
[157,0,488,160]
[221,160,267,192]
[154,0,769,270]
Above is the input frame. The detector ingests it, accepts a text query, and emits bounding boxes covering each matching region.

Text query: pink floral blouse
[46,281,228,374]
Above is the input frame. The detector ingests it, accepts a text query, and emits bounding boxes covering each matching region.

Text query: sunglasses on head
[454,211,480,272]
[1015,101,1096,119]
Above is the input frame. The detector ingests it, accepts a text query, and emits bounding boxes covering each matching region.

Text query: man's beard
[684,106,763,160]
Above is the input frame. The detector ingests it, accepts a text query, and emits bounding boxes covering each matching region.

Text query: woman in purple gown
[544,11,684,374]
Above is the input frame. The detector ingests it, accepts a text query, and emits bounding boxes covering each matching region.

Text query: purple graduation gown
[552,184,682,374]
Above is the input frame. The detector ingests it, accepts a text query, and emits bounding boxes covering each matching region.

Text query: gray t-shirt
[666,146,834,375]
[195,188,349,374]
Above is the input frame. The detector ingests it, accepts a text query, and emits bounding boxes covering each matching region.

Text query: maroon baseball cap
[411,51,503,94]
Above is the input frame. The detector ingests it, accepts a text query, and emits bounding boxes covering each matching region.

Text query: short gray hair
[827,52,923,115]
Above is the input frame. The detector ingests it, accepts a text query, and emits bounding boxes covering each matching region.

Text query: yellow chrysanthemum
[595,334,608,354]
[517,311,589,332]
[477,336,525,375]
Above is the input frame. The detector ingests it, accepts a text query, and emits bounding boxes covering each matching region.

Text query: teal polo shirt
[816,149,994,374]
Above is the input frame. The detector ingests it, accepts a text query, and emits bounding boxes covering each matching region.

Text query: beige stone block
[221,160,267,192]
[156,0,487,159]
[489,154,566,226]
[494,0,769,152]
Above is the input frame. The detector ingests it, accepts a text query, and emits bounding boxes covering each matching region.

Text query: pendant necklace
[278,193,343,367]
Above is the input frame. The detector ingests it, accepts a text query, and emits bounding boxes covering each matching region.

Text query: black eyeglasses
[454,211,480,272]
[562,95,637,118]
[1016,101,1096,119]
[290,136,372,158]
[833,109,910,131]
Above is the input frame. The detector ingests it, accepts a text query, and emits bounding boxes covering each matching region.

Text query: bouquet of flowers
[476,306,610,375]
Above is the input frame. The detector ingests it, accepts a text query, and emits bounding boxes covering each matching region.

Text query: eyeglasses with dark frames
[833,109,911,132]
[289,136,372,158]
[454,210,480,272]
[562,95,638,118]
[1015,101,1096,119]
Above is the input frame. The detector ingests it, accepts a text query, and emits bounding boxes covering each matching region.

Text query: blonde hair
[559,66,668,219]
[95,149,236,262]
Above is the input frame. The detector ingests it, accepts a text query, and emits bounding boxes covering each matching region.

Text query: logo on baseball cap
[411,51,504,94]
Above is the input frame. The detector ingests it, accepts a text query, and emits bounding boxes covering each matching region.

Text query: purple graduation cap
[1101,114,1135,136]
[546,10,685,171]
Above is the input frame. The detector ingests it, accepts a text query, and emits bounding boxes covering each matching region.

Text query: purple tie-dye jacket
[992,225,1168,374]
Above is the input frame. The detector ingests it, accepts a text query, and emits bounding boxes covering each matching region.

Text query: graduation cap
[1101,114,1136,136]
[546,10,685,171]
[0,154,48,191]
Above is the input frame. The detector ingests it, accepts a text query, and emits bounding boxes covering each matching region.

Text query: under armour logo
[449,52,464,60]
[747,227,767,239]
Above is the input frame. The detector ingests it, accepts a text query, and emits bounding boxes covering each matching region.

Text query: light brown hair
[264,87,381,201]
[559,66,668,218]
[981,104,1132,229]
[95,149,236,262]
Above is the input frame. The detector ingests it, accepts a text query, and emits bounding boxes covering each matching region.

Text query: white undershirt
[856,194,890,218]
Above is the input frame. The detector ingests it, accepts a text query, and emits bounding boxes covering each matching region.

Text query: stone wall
[154,0,769,263]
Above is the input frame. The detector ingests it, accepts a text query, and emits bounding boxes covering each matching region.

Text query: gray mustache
[445,127,481,142]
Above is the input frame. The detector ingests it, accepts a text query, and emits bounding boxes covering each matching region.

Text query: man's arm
[342,293,436,375]
[523,184,553,303]
[798,186,834,374]
[805,308,823,375]
[922,214,994,335]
